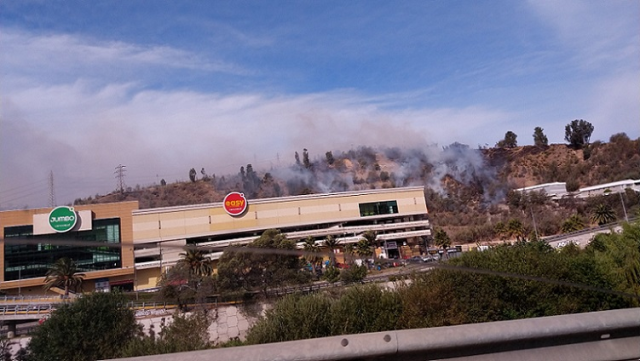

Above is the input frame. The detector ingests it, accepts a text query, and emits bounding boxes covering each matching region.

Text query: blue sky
[1,0,638,209]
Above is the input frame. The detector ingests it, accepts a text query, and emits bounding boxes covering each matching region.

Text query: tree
[178,247,213,278]
[355,238,373,259]
[533,127,548,147]
[362,230,379,251]
[303,148,311,169]
[591,204,616,226]
[217,229,310,295]
[564,119,594,149]
[294,151,301,166]
[160,178,167,186]
[433,228,451,254]
[506,219,527,241]
[343,244,356,265]
[561,215,585,233]
[189,168,197,182]
[497,131,518,148]
[156,262,217,311]
[43,257,85,296]
[323,235,340,266]
[302,236,322,268]
[27,292,139,361]
[325,151,335,165]
[200,168,209,181]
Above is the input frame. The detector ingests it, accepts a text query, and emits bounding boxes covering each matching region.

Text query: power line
[0,178,49,196]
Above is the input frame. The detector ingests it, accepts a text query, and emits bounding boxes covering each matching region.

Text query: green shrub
[340,264,367,284]
[27,292,139,361]
[121,311,212,357]
[322,266,341,283]
[246,293,333,344]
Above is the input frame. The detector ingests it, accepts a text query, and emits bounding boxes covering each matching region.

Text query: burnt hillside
[75,133,640,244]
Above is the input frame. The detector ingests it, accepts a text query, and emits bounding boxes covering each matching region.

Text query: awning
[109,279,134,286]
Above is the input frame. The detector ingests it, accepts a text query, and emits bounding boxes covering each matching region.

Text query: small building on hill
[576,179,640,198]
[516,182,568,199]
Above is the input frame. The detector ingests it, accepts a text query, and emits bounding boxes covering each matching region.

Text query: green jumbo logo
[48,206,77,232]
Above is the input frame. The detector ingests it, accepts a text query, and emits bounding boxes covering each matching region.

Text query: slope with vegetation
[73,125,640,245]
[245,222,640,344]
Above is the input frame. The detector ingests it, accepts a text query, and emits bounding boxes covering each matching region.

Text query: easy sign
[49,206,77,232]
[223,192,248,216]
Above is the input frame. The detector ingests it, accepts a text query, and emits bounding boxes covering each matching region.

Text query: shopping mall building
[0,186,430,295]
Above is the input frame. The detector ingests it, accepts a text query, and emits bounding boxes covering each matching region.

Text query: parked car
[421,255,435,262]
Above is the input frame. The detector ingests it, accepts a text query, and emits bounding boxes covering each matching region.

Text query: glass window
[358,201,398,217]
[4,218,122,281]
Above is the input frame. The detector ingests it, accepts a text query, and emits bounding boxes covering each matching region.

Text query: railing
[0,295,69,304]
[541,216,638,244]
[0,303,56,320]
[115,307,640,361]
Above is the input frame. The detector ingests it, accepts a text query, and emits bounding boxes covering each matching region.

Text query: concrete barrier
[112,307,640,361]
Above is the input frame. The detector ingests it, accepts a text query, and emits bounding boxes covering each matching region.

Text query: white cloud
[2,7,638,210]
[526,0,639,69]
[586,71,640,141]
[0,28,249,86]
[0,80,512,208]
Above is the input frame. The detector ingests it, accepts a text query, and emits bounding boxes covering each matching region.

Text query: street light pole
[619,186,628,222]
[530,206,539,241]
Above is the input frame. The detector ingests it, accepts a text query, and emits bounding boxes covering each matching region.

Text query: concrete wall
[137,303,262,344]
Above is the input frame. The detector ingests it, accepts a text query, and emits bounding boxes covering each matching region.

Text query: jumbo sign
[223,192,248,216]
[48,206,77,232]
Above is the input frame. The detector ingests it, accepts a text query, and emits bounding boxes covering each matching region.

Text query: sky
[1,0,639,210]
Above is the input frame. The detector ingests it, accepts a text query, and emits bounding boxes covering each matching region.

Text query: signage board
[48,206,77,233]
[386,241,398,250]
[223,192,248,216]
[95,278,110,293]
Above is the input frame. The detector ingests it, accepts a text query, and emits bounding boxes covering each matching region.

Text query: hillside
[76,133,640,244]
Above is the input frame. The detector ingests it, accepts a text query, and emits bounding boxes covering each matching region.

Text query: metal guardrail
[0,301,176,321]
[0,295,68,304]
[0,304,56,321]
[113,307,640,361]
[541,216,638,244]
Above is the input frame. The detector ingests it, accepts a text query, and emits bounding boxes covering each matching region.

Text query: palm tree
[591,204,616,226]
[362,230,379,251]
[344,243,356,265]
[178,247,213,278]
[561,215,584,233]
[44,257,85,297]
[302,236,322,267]
[507,219,527,241]
[323,235,341,266]
[355,238,373,259]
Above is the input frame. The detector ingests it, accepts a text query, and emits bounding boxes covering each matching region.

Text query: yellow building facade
[1,187,430,294]
[132,186,431,290]
[0,202,138,295]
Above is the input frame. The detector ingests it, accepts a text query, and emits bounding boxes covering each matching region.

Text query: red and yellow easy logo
[223,192,248,216]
